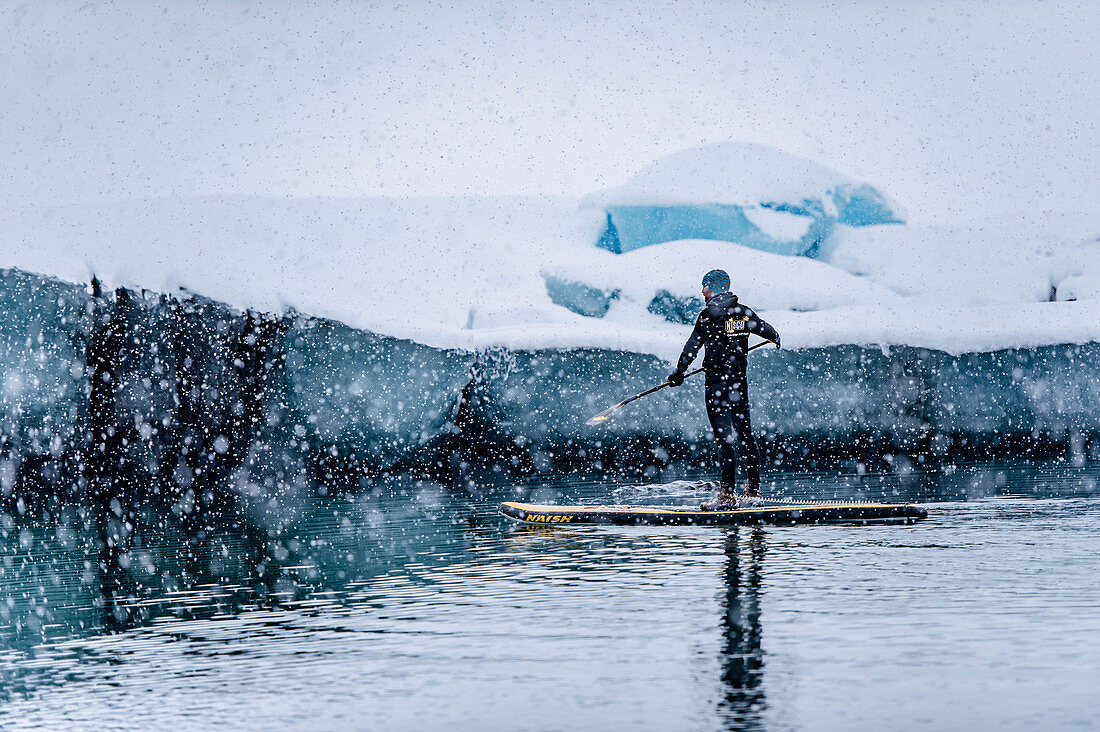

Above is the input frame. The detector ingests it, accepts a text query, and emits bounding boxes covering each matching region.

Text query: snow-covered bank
[2,200,1098,360]
[2,140,1100,504]
[0,195,603,352]
[3,265,1100,503]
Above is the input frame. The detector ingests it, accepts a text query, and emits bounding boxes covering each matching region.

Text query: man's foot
[737,485,764,507]
[700,483,739,511]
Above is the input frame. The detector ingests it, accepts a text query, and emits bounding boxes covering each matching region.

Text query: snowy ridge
[588,142,898,217]
[589,142,849,207]
[459,299,1100,360]
[2,190,1098,360]
[0,195,603,352]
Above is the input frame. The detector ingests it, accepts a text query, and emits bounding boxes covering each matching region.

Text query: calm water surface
[2,462,1099,730]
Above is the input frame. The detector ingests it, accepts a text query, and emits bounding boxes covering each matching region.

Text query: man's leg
[730,378,762,497]
[706,381,740,498]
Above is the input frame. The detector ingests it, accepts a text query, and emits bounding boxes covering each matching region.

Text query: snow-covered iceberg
[544,238,901,324]
[590,143,903,256]
[2,265,1099,506]
[1,141,1099,513]
[1,143,1092,361]
[825,223,1089,306]
[0,269,88,492]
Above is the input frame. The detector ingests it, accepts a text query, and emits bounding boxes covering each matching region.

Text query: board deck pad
[500,499,927,526]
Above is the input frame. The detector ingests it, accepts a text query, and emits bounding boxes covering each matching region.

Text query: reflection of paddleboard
[500,500,927,526]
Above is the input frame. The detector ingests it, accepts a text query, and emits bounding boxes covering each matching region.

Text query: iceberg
[832,184,904,227]
[0,269,88,493]
[544,238,901,322]
[543,275,619,318]
[825,223,1071,305]
[0,146,1096,511]
[1,167,1091,363]
[284,318,475,473]
[598,203,831,257]
[0,266,1099,518]
[590,143,903,256]
[647,290,703,325]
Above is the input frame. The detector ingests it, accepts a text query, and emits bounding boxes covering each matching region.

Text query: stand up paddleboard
[500,499,927,526]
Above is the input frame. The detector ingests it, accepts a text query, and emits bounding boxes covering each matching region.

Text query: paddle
[586,340,773,426]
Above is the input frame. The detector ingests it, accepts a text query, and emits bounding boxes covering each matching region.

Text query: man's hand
[667,371,685,387]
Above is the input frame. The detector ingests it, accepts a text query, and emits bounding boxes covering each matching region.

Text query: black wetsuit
[673,292,779,492]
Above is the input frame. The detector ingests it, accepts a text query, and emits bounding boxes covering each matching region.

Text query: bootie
[700,483,739,511]
[737,484,764,508]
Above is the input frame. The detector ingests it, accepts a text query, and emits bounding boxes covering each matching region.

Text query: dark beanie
[702,269,730,293]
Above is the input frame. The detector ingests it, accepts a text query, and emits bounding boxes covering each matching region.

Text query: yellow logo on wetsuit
[725,316,749,334]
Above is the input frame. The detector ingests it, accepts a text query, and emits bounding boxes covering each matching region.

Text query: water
[2,462,1099,730]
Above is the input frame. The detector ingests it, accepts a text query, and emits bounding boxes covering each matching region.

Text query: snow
[588,143,901,256]
[4,12,1100,717]
[771,299,1100,357]
[0,195,604,352]
[1058,273,1100,302]
[547,238,899,317]
[1050,236,1100,302]
[590,143,854,209]
[1,185,1098,362]
[825,223,1074,306]
[742,207,816,243]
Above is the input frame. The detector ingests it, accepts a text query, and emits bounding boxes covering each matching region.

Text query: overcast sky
[2,0,1097,226]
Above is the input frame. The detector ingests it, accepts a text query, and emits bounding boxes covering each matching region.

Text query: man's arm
[671,314,706,381]
[746,308,781,347]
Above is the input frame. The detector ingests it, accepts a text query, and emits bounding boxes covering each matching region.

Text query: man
[668,269,780,509]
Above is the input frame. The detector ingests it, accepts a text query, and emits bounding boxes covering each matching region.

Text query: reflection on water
[720,529,766,728]
[1,462,1099,729]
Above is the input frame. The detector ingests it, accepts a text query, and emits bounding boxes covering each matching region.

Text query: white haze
[2,0,1098,227]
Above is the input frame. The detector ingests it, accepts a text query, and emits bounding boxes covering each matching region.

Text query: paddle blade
[586,402,625,426]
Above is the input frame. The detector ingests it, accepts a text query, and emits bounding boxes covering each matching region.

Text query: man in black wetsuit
[667,269,780,508]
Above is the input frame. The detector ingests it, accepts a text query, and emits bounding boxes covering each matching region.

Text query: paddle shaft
[587,340,773,425]
[657,339,770,392]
